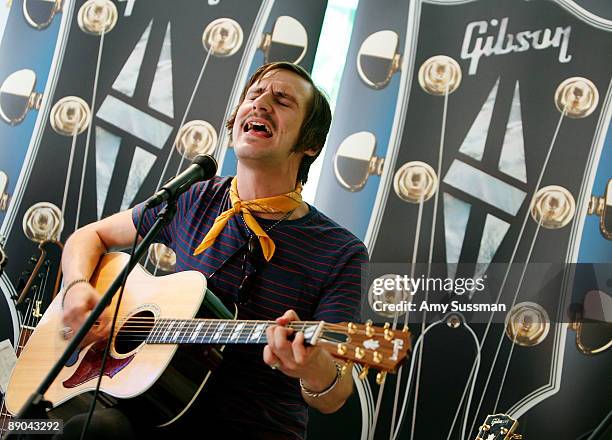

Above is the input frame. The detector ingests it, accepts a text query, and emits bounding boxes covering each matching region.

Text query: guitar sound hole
[114,310,155,355]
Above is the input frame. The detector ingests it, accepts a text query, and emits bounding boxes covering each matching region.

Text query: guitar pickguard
[63,340,134,389]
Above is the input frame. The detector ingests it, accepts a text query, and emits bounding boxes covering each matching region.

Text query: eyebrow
[248,85,297,104]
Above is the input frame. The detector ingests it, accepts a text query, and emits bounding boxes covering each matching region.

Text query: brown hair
[226,62,332,185]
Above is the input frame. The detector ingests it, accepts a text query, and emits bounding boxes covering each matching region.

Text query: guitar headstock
[316,320,412,383]
[474,414,521,440]
[14,241,63,324]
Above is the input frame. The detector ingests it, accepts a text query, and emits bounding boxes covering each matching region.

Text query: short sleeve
[130,180,208,247]
[313,241,369,323]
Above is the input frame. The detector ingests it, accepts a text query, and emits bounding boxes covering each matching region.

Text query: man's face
[232,69,315,168]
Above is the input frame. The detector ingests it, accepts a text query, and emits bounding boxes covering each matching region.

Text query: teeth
[245,121,271,135]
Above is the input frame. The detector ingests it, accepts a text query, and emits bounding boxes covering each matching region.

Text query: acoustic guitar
[5,252,411,427]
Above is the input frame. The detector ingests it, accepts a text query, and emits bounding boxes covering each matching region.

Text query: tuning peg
[588,179,611,240]
[358,366,369,380]
[260,16,307,64]
[376,371,387,385]
[23,0,63,29]
[0,69,42,125]
[511,434,523,439]
[337,343,347,356]
[0,171,9,211]
[202,18,243,57]
[348,322,357,334]
[355,347,365,359]
[480,424,490,432]
[334,131,384,192]
[373,351,383,364]
[384,328,394,341]
[384,322,390,330]
[50,96,91,136]
[341,361,353,376]
[365,319,374,337]
[77,0,118,35]
[402,324,409,333]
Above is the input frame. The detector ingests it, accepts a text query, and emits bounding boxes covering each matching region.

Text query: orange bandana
[193,177,302,261]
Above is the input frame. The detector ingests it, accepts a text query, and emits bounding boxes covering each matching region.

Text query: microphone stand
[3,199,178,439]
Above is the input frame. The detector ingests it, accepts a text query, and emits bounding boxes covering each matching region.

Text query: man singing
[60,62,368,439]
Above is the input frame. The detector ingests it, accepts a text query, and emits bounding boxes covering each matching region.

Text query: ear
[303,146,319,158]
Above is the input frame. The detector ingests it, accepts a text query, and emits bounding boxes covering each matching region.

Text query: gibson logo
[461,17,572,75]
[491,418,505,425]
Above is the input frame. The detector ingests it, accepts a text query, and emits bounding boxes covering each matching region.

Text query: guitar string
[386,177,426,439]
[492,217,543,413]
[465,107,567,437]
[0,260,43,431]
[75,30,105,231]
[409,80,450,440]
[0,275,35,428]
[87,320,379,335]
[68,320,393,346]
[61,131,80,226]
[153,47,213,197]
[80,329,360,347]
[445,354,478,440]
[144,47,213,271]
[391,319,481,440]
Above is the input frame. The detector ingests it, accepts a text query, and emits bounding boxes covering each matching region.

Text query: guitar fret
[302,323,318,343]
[252,323,267,342]
[200,319,213,343]
[243,320,256,343]
[213,322,227,342]
[225,321,236,342]
[180,320,191,343]
[163,320,175,342]
[223,321,235,342]
[172,320,186,342]
[152,317,166,343]
[182,320,197,343]
[198,320,211,344]
[230,322,245,342]
[190,322,204,342]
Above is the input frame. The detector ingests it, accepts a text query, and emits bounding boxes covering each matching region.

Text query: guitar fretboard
[146,319,323,345]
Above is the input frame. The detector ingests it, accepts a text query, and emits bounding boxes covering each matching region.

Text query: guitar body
[6,252,230,427]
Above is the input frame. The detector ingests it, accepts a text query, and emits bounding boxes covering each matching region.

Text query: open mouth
[243,120,273,138]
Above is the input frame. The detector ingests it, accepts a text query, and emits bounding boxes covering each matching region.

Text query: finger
[93,319,112,339]
[292,331,307,365]
[266,325,275,349]
[273,327,296,369]
[263,344,281,369]
[276,309,300,325]
[63,304,87,333]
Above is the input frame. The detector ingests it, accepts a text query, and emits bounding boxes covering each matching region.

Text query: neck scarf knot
[193,177,302,261]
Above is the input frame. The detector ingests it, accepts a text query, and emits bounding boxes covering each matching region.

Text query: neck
[236,162,298,200]
[147,318,323,346]
[235,163,309,220]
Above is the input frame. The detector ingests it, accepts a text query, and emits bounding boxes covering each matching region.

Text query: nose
[252,92,272,112]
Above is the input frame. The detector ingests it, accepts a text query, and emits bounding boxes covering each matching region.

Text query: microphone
[144,154,217,209]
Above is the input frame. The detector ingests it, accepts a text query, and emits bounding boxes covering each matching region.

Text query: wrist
[300,360,343,397]
[61,278,90,308]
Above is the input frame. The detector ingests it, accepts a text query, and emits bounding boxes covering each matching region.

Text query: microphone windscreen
[192,154,218,179]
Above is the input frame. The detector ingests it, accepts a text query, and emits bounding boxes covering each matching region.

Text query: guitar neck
[146,319,323,346]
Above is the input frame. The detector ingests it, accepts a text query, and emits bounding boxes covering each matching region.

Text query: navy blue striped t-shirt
[132,176,368,439]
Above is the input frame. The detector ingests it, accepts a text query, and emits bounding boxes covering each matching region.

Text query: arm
[61,209,138,345]
[264,310,353,414]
